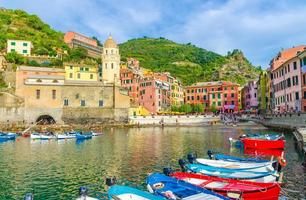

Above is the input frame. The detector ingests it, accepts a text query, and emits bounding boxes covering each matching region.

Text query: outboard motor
[79,186,89,197]
[187,153,196,164]
[178,159,187,172]
[106,177,117,186]
[272,161,282,173]
[163,167,173,176]
[207,150,214,159]
[24,193,34,200]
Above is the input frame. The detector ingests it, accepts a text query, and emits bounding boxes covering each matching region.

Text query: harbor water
[0,124,305,199]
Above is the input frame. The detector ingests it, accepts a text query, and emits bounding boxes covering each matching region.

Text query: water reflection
[0,125,304,199]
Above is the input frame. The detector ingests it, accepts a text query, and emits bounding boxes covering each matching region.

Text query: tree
[192,104,204,113]
[210,104,217,113]
[171,105,179,112]
[179,104,192,113]
[67,47,87,61]
[92,36,102,46]
[5,52,25,64]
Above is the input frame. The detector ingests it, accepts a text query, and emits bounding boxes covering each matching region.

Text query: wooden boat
[147,173,229,200]
[195,158,274,172]
[179,160,278,183]
[108,185,164,200]
[170,172,280,200]
[76,132,92,140]
[57,132,76,139]
[0,133,16,140]
[240,134,285,149]
[213,153,268,163]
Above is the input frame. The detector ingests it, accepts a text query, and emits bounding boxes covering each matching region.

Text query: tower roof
[104,36,117,48]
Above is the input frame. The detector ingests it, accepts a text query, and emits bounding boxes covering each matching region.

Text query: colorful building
[138,76,170,114]
[185,81,240,112]
[257,71,268,113]
[270,46,306,112]
[298,50,306,112]
[64,31,102,58]
[242,81,258,111]
[65,64,98,81]
[7,39,32,56]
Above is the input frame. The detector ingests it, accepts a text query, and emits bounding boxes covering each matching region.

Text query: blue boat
[76,132,92,140]
[179,160,278,183]
[147,173,229,200]
[0,132,16,141]
[108,185,164,200]
[207,150,268,163]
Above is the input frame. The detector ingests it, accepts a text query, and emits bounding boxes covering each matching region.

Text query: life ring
[278,157,287,167]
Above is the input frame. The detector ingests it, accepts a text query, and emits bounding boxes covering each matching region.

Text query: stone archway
[36,115,56,125]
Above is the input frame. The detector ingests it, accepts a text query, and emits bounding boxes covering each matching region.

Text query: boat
[0,132,16,140]
[147,173,229,200]
[76,132,92,140]
[170,171,281,200]
[194,158,274,172]
[240,136,285,149]
[57,132,76,139]
[179,160,278,183]
[108,185,164,200]
[40,135,56,140]
[244,148,284,157]
[30,133,56,140]
[91,131,103,137]
[213,153,268,163]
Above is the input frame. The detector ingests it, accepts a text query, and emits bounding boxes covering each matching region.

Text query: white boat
[91,132,103,136]
[196,158,275,172]
[31,133,56,140]
[76,196,98,200]
[57,132,76,139]
[30,133,41,139]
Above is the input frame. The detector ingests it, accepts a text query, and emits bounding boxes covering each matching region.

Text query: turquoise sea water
[0,125,304,199]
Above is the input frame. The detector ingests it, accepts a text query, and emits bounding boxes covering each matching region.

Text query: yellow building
[65,64,98,81]
[129,106,150,116]
[171,79,184,106]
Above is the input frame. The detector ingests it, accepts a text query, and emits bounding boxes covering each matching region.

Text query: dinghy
[213,153,268,163]
[195,158,274,172]
[147,173,229,200]
[0,133,16,140]
[31,133,56,140]
[179,160,278,183]
[76,132,92,140]
[108,185,164,200]
[240,134,285,149]
[91,132,103,137]
[57,132,76,139]
[170,171,280,200]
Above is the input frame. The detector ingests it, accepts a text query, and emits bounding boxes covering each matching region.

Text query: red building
[185,81,240,112]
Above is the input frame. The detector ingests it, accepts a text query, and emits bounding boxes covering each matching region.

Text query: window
[105,63,108,69]
[296,92,299,100]
[81,100,86,106]
[36,90,40,99]
[11,42,16,46]
[69,73,73,78]
[296,75,299,85]
[293,61,297,70]
[11,49,15,52]
[111,63,114,69]
[77,73,80,79]
[22,50,27,54]
[212,94,215,99]
[187,96,190,100]
[224,94,227,98]
[52,90,56,99]
[304,92,306,99]
[218,93,221,99]
[64,99,68,106]
[231,93,234,98]
[106,50,108,54]
[99,100,103,107]
[70,66,73,70]
[231,101,234,105]
[203,95,206,100]
[80,67,84,71]
[85,68,89,71]
[217,102,221,106]
[254,93,257,98]
[90,74,93,79]
[23,43,28,46]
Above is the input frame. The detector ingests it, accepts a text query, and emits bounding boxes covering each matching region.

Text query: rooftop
[104,36,117,48]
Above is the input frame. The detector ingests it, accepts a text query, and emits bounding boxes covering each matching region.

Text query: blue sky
[2,0,306,68]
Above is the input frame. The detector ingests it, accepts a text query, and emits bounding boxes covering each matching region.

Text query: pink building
[243,81,258,110]
[138,76,170,114]
[270,46,306,112]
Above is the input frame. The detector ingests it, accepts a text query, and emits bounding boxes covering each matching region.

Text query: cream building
[101,36,120,84]
[7,40,32,56]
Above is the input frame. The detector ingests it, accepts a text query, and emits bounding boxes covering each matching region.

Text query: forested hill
[120,38,261,85]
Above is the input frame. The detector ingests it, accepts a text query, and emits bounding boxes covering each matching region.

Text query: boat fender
[187,153,196,164]
[163,167,173,176]
[278,157,287,167]
[79,186,88,196]
[106,177,116,186]
[207,150,214,159]
[178,159,187,172]
[24,193,34,200]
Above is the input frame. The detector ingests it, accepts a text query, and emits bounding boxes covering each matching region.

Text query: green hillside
[120,38,261,85]
[0,8,68,56]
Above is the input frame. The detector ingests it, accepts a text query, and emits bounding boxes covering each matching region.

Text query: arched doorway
[36,115,56,125]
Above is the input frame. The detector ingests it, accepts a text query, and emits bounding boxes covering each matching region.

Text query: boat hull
[57,134,76,139]
[241,138,285,149]
[108,185,164,200]
[172,172,280,200]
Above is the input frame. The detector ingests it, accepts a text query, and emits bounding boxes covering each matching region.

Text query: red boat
[244,148,284,157]
[241,138,285,149]
[171,172,280,200]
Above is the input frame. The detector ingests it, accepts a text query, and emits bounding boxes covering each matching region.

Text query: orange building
[185,81,240,112]
[64,31,102,58]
